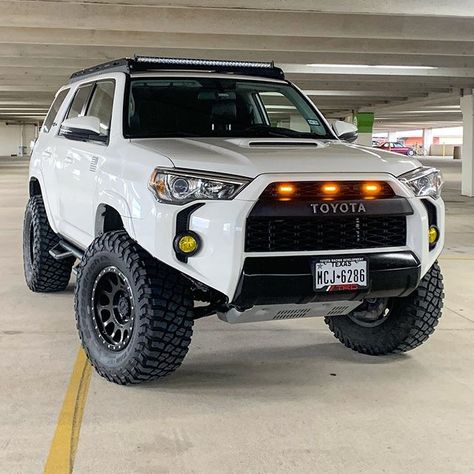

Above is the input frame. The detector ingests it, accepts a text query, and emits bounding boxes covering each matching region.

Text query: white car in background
[24,57,444,385]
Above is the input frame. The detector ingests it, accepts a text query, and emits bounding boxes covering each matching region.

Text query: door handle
[64,156,73,164]
[42,150,52,158]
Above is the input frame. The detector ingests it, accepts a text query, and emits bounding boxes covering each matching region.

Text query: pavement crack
[444,305,474,324]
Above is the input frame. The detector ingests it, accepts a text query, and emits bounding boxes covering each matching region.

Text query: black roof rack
[69,56,285,83]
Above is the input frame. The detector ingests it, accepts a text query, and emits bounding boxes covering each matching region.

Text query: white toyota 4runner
[24,57,444,385]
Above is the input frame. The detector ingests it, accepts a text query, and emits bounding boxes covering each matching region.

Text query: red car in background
[374,141,415,156]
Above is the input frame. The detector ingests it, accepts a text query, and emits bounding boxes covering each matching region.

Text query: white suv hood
[131,137,420,178]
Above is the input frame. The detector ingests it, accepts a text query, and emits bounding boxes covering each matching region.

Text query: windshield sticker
[307,119,321,126]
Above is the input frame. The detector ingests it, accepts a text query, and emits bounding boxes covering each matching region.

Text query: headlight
[149,168,250,204]
[398,167,443,199]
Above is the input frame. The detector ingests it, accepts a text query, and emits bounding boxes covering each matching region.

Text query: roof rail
[69,56,285,83]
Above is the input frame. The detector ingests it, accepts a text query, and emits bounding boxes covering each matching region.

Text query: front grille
[245,215,406,252]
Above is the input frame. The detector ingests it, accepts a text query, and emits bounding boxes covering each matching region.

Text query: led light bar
[70,56,284,83]
[134,55,274,69]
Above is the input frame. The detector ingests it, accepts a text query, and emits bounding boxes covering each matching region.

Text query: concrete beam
[0,73,64,83]
[0,91,54,99]
[0,55,93,69]
[288,74,474,87]
[0,99,52,106]
[282,64,474,79]
[0,72,464,94]
[2,28,474,58]
[295,82,452,94]
[376,115,462,123]
[0,66,76,76]
[0,73,466,94]
[305,90,427,98]
[0,109,48,116]
[1,38,474,69]
[376,109,461,115]
[0,85,57,92]
[1,2,474,41]
[369,93,459,113]
[375,122,463,131]
[80,0,474,17]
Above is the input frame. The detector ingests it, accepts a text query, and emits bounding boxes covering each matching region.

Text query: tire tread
[23,195,74,292]
[325,262,444,355]
[75,231,194,385]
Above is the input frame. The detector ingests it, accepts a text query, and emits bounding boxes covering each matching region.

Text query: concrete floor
[1,156,473,473]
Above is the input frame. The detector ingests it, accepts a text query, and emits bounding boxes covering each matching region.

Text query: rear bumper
[232,251,421,307]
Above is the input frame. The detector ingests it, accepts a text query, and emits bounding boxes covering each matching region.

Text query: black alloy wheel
[91,266,135,351]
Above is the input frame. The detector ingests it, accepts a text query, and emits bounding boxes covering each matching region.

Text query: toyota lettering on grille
[310,202,367,214]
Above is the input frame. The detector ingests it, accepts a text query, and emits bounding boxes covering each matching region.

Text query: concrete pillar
[354,112,374,147]
[461,90,474,197]
[357,133,373,146]
[19,123,24,157]
[388,131,397,143]
[423,128,433,156]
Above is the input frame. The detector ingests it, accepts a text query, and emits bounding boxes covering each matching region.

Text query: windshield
[124,77,333,139]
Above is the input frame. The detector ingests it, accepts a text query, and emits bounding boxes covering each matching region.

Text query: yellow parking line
[44,349,92,474]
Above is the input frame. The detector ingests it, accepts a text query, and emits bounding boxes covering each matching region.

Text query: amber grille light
[260,181,395,201]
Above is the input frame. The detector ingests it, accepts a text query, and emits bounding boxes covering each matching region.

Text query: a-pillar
[461,89,474,197]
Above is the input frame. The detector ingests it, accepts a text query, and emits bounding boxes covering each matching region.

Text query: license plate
[313,257,368,292]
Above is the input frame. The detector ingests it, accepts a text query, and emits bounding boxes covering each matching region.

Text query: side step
[217,301,363,324]
[49,241,84,261]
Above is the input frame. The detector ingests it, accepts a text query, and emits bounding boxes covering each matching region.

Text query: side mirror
[332,120,358,143]
[60,116,106,142]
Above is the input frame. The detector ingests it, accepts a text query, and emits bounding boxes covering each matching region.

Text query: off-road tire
[324,262,444,355]
[23,195,74,292]
[75,230,194,385]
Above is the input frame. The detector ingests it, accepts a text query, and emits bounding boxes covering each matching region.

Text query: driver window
[85,81,115,137]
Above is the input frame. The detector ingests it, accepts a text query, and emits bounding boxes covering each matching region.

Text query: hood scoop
[248,140,320,148]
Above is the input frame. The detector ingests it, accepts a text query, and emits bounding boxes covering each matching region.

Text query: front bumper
[134,172,444,303]
[232,251,421,308]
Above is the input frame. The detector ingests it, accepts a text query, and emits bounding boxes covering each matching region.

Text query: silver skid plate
[217,301,362,324]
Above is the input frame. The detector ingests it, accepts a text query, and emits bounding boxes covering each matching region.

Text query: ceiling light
[306,64,437,70]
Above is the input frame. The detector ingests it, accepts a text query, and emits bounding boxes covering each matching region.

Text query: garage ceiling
[2,0,473,130]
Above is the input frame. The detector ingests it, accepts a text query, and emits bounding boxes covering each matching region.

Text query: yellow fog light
[428,225,439,246]
[174,232,201,257]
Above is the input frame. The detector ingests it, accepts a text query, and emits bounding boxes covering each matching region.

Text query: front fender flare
[95,190,136,239]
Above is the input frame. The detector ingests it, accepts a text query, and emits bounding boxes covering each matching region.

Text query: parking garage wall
[0,122,37,157]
